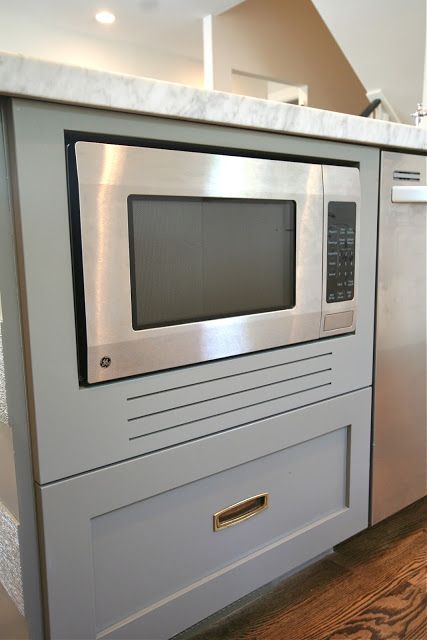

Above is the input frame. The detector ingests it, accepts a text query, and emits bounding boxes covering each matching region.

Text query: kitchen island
[0,52,425,640]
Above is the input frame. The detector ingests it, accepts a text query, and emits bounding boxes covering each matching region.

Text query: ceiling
[312,0,426,123]
[0,0,245,59]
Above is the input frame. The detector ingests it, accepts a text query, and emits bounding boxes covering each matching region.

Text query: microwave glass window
[128,197,296,329]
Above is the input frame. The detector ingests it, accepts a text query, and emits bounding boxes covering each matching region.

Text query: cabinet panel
[9,99,379,482]
[92,427,347,633]
[38,389,371,640]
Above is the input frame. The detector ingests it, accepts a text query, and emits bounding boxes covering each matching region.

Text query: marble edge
[0,51,426,150]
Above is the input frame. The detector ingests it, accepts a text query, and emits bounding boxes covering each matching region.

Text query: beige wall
[0,424,19,519]
[212,0,367,115]
[232,73,269,98]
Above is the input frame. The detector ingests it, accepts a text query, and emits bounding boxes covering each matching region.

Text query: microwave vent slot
[393,170,421,182]
[125,351,333,450]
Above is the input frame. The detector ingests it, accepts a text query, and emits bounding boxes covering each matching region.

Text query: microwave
[67,141,360,384]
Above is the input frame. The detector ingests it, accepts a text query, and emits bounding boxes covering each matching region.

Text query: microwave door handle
[391,185,427,203]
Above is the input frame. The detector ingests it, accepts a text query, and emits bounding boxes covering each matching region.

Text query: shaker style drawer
[38,389,371,640]
[92,429,346,633]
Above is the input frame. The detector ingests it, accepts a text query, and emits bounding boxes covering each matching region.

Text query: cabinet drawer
[93,427,346,633]
[38,389,371,640]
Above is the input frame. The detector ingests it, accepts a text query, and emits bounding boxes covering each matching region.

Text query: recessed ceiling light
[95,10,116,24]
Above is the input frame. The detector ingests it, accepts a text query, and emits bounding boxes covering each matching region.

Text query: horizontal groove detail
[39,385,370,488]
[126,351,333,402]
[128,367,332,422]
[128,381,332,441]
[127,370,333,438]
[393,171,421,181]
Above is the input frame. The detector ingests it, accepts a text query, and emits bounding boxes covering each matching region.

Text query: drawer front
[38,389,371,640]
[93,428,347,633]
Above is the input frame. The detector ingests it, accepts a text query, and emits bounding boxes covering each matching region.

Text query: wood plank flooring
[178,497,426,640]
[0,583,27,640]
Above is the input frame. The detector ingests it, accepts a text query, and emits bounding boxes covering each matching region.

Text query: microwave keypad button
[326,202,356,303]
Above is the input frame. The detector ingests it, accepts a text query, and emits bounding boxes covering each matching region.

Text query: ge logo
[100,356,112,368]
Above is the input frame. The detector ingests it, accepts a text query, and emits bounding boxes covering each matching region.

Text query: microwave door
[73,142,324,383]
[127,197,296,330]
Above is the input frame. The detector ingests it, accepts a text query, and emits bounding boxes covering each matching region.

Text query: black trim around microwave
[66,142,88,384]
[65,134,358,385]
[65,131,359,167]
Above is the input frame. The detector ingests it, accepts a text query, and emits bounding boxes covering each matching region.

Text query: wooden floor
[1,499,425,639]
[0,583,27,640]
[179,497,427,640]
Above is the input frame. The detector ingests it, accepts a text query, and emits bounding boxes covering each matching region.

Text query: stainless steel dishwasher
[372,151,427,524]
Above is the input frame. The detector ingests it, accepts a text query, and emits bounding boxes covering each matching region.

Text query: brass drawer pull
[213,493,269,531]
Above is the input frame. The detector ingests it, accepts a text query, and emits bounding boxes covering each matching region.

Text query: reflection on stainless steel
[372,151,427,524]
[323,311,354,332]
[391,185,427,203]
[74,142,359,383]
[93,145,126,348]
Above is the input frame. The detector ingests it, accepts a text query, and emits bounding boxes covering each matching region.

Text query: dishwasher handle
[392,185,427,203]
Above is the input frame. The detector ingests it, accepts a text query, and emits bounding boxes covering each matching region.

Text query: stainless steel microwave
[67,141,360,384]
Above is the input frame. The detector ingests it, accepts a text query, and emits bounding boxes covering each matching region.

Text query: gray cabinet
[8,99,379,483]
[38,388,371,640]
[5,98,378,638]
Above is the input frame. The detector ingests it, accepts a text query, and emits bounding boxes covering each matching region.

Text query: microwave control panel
[326,202,356,303]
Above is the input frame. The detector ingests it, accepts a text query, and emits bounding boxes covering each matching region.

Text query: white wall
[0,13,204,86]
[312,0,426,123]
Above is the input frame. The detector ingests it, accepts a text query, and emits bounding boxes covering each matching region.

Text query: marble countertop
[0,51,426,151]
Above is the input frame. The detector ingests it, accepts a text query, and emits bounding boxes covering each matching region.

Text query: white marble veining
[0,51,426,150]
[0,501,23,616]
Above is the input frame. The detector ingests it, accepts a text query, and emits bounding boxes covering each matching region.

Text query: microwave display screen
[128,197,296,330]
